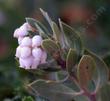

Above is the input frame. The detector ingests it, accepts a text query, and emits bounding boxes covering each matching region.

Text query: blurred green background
[0,0,110,100]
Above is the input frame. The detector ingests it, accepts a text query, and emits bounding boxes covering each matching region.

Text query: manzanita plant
[13,9,110,101]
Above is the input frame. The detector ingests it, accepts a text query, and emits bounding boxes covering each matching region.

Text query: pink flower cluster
[13,23,47,69]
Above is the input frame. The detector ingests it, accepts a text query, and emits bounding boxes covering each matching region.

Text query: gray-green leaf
[77,55,96,89]
[84,49,109,93]
[51,21,61,42]
[40,8,52,27]
[66,48,78,74]
[61,21,84,56]
[26,18,50,38]
[28,79,80,101]
[41,39,60,56]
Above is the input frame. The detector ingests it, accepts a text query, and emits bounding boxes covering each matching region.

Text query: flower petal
[32,35,42,47]
[40,51,47,64]
[20,47,31,58]
[32,47,43,59]
[15,46,21,58]
[21,37,32,47]
[19,56,33,69]
[31,58,40,69]
[13,28,19,38]
[18,37,24,44]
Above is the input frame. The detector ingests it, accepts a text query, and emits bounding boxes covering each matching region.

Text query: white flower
[19,56,33,69]
[32,47,42,59]
[32,35,42,47]
[18,23,29,37]
[20,47,31,58]
[32,48,42,61]
[40,51,47,63]
[15,46,21,58]
[32,58,40,69]
[21,37,32,47]
[14,24,47,69]
[18,37,24,44]
[19,58,25,68]
[13,22,31,38]
[13,28,19,38]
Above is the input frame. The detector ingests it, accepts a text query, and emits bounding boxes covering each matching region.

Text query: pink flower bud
[19,58,25,68]
[31,58,40,69]
[20,47,31,58]
[21,37,32,47]
[32,48,42,59]
[13,28,19,38]
[18,37,24,44]
[18,23,29,37]
[40,51,47,63]
[32,35,42,47]
[13,23,31,38]
[19,56,33,69]
[15,46,21,58]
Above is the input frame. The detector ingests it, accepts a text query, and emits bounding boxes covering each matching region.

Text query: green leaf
[26,17,38,29]
[40,8,52,26]
[26,18,50,38]
[28,79,81,101]
[66,48,78,74]
[35,23,50,38]
[56,70,69,83]
[84,49,109,92]
[40,9,62,44]
[42,39,60,56]
[58,19,69,50]
[51,21,61,42]
[61,21,84,55]
[97,83,110,101]
[77,55,96,89]
[22,96,34,101]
